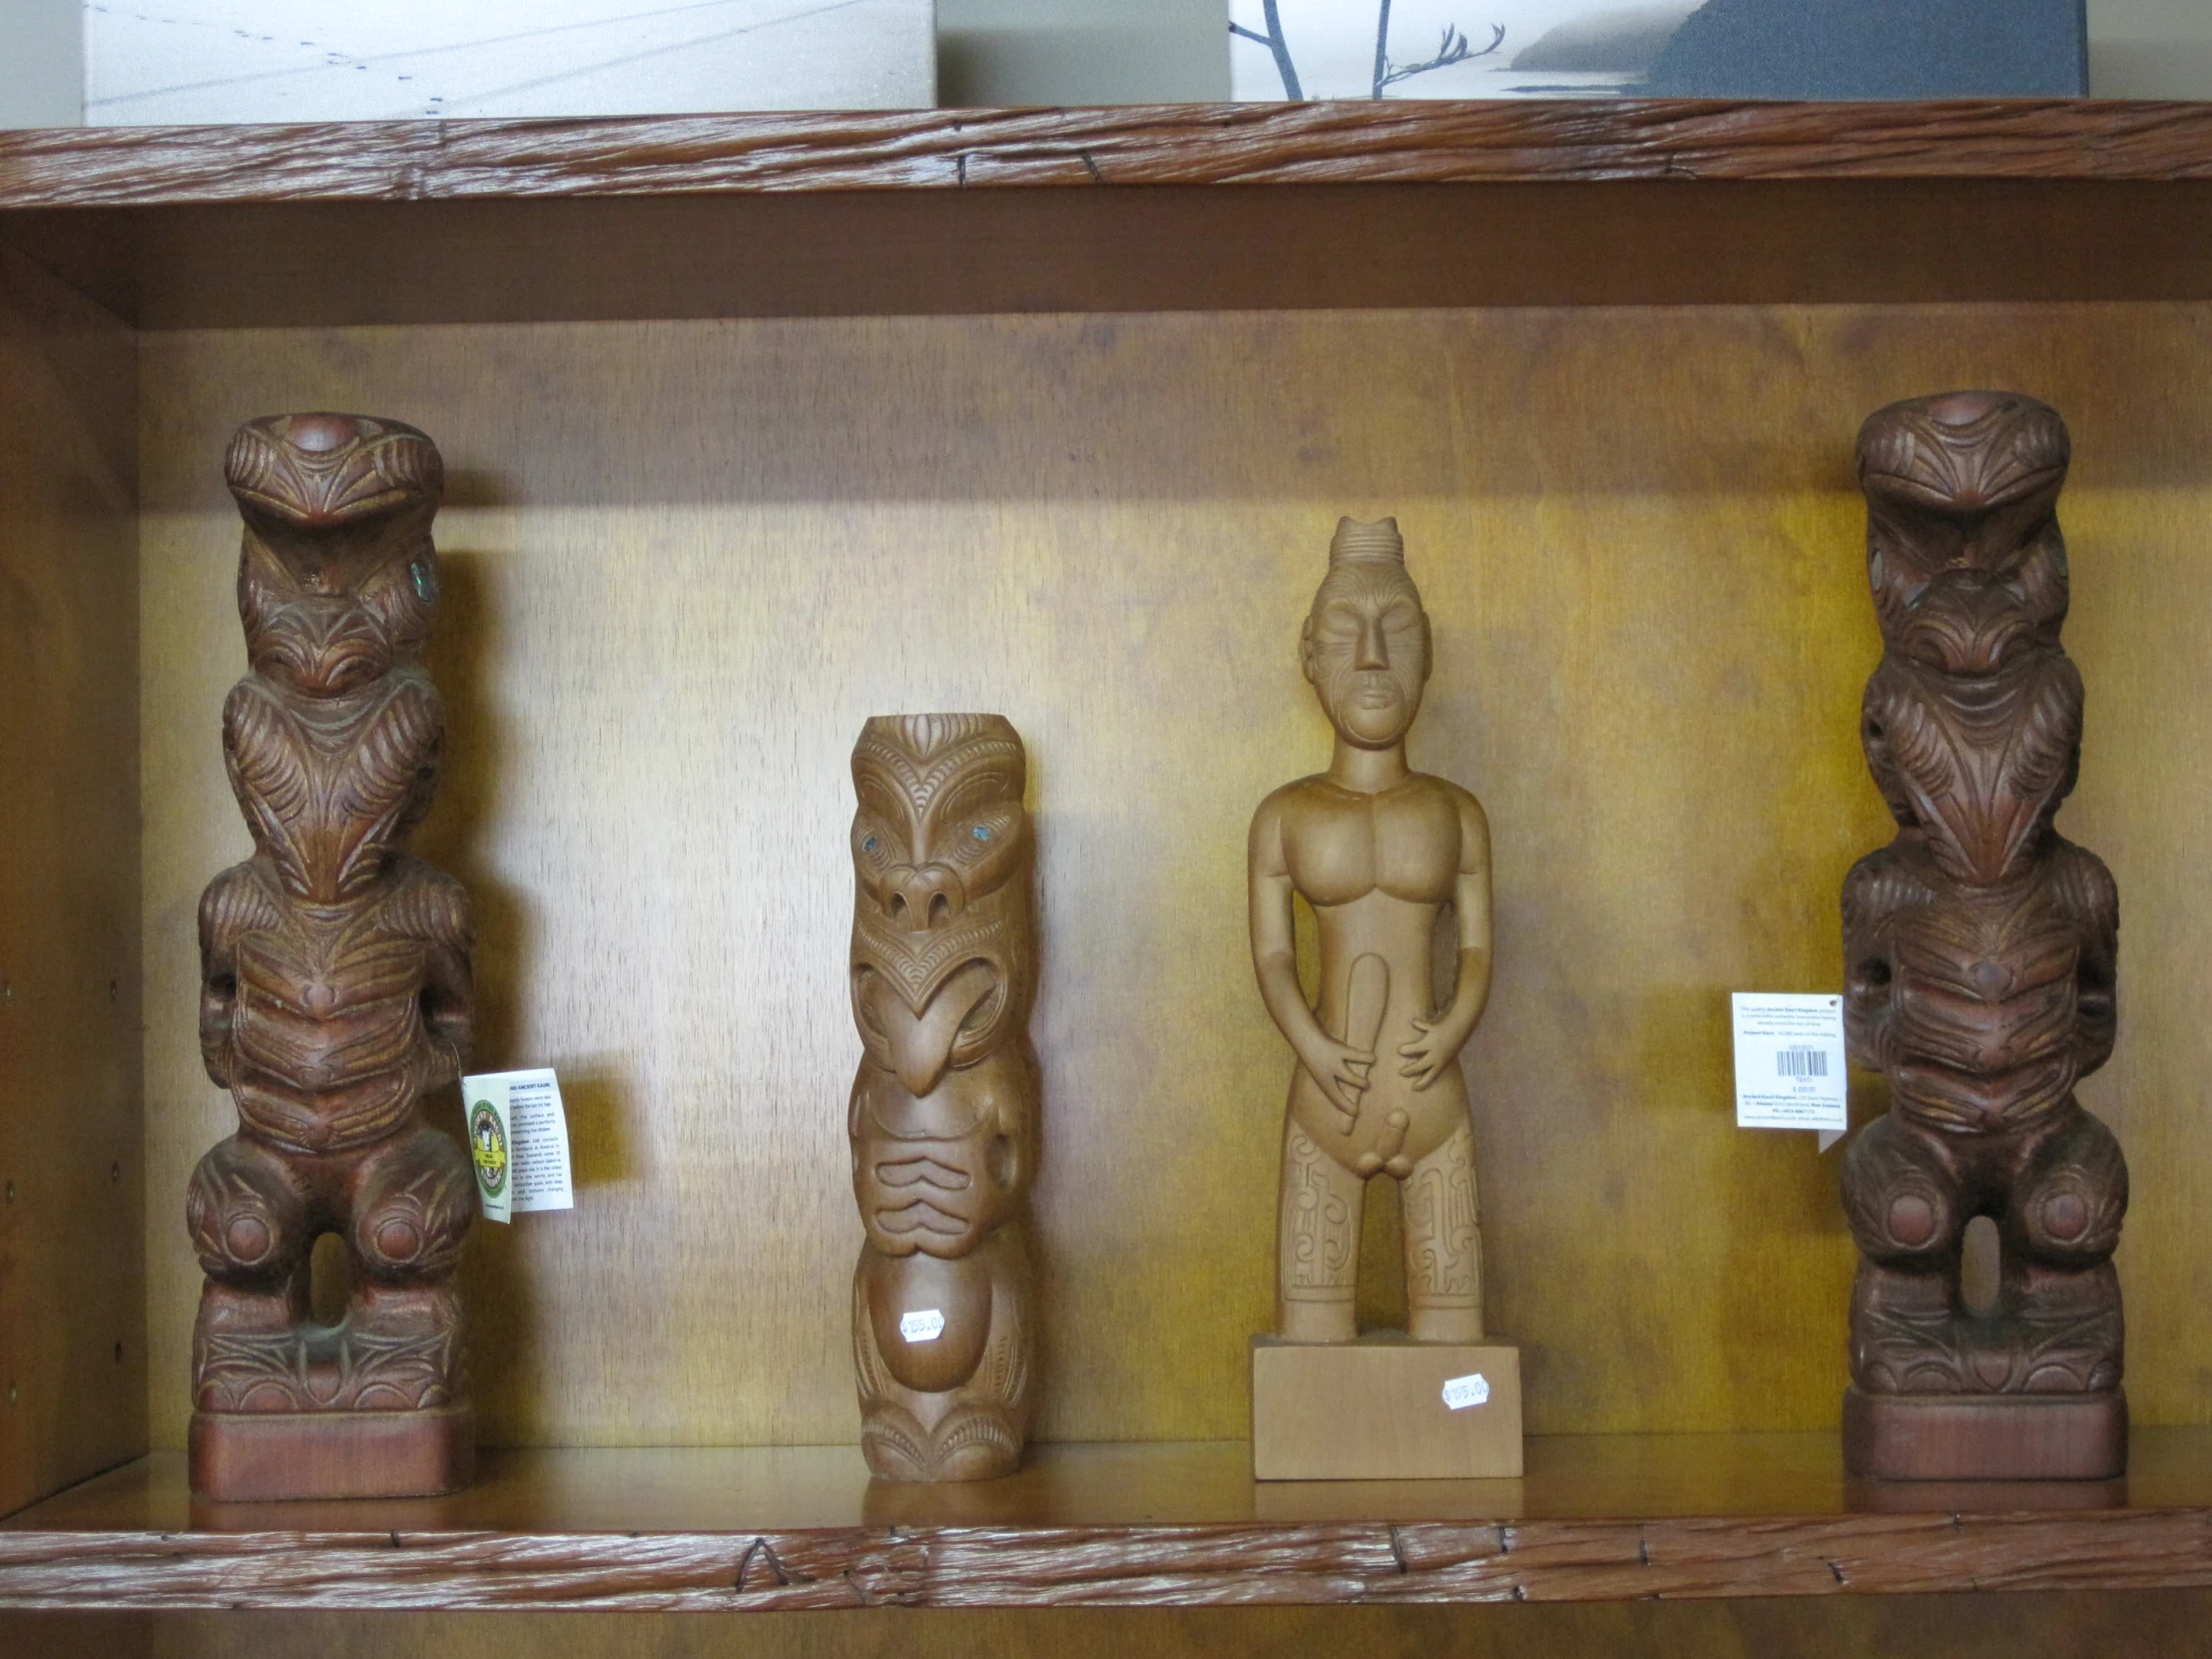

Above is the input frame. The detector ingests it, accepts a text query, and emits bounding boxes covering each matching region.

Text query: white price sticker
[1731,993,1848,1138]
[462,1068,575,1224]
[1440,1373,1490,1410]
[899,1309,945,1344]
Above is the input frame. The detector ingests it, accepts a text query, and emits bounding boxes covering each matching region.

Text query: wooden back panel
[0,248,145,1510]
[136,302,2212,1449]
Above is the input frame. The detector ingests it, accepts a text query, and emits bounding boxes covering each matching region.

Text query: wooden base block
[1251,1334,1522,1481]
[190,1407,474,1501]
[1842,1386,2126,1481]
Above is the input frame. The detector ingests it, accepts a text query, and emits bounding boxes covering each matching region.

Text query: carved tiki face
[228,412,445,699]
[848,714,1034,1100]
[222,413,447,903]
[1855,394,2080,887]
[1301,517,1432,751]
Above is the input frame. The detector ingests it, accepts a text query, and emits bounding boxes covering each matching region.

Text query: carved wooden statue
[847,714,1037,1480]
[1250,518,1493,1346]
[1841,391,2126,1480]
[188,412,476,1500]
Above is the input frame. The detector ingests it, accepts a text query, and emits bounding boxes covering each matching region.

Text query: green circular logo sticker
[470,1102,508,1197]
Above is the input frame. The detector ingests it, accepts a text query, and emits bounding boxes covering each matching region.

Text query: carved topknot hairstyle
[1328,516,1405,566]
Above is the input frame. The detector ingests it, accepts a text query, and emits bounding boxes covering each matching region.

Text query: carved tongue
[879,960,997,1097]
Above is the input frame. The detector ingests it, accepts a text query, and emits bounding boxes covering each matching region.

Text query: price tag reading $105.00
[1731,993,1849,1146]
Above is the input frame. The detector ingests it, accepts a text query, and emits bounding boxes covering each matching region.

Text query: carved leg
[2001,1103,2127,1393]
[1278,1120,1362,1343]
[1841,1113,1966,1392]
[1401,1122,1481,1344]
[186,1135,313,1411]
[339,1126,474,1406]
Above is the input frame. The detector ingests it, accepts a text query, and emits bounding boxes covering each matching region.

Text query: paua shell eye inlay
[863,835,879,854]
[972,825,992,841]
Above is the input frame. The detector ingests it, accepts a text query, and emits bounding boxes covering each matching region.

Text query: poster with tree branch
[1229,0,2086,102]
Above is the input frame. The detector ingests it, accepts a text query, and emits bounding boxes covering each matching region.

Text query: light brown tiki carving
[1250,517,1493,1344]
[847,714,1037,1480]
[1840,391,2127,1479]
[188,413,475,1499]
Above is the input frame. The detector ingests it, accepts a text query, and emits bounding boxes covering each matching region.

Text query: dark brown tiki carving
[847,714,1037,1481]
[1840,391,2126,1480]
[188,413,475,1500]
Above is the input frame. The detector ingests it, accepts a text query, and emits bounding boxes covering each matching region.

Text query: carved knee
[1842,1118,1957,1266]
[350,1128,473,1282]
[2011,1110,2128,1266]
[186,1136,308,1284]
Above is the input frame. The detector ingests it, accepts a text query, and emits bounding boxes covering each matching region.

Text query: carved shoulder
[1249,778,1319,875]
[378,856,474,949]
[198,859,282,960]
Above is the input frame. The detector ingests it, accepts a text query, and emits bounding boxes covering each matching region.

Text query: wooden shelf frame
[6,100,2212,324]
[8,1432,2212,1611]
[9,102,2212,1628]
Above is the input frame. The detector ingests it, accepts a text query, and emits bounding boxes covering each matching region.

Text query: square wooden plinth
[1250,1334,1522,1481]
[190,1406,475,1501]
[1842,1386,2127,1481]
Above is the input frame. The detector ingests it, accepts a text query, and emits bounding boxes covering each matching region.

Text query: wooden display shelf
[6,1431,2212,1611]
[11,102,2212,1646]
[6,100,2212,324]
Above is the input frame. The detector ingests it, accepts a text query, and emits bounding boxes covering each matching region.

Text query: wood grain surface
[8,105,2212,328]
[8,102,2212,208]
[19,1594,2212,1659]
[10,1435,2212,1610]
[129,302,2212,1456]
[0,247,146,1515]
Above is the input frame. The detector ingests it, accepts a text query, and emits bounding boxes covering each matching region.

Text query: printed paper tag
[1732,993,1848,1134]
[899,1309,945,1344]
[463,1068,574,1223]
[1441,1373,1490,1410]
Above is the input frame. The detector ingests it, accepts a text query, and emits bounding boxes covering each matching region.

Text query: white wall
[0,0,81,126]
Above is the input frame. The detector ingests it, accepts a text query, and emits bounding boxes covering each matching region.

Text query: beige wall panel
[138,302,2212,1450]
[0,246,143,1511]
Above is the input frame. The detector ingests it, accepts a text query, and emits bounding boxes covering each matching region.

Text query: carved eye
[409,560,433,601]
[971,826,992,842]
[862,835,879,854]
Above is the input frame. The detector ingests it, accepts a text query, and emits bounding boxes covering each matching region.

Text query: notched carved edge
[5,1510,2212,1610]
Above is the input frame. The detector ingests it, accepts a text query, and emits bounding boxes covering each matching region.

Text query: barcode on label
[1776,1047,1829,1078]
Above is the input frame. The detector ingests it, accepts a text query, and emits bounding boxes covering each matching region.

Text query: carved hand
[1397,1012,1472,1090]
[1297,1032,1376,1120]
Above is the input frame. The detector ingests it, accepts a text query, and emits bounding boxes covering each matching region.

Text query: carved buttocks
[846,714,1038,1481]
[188,413,475,1466]
[1840,393,2127,1447]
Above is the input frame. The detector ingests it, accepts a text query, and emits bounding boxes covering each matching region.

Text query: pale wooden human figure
[1250,517,1493,1345]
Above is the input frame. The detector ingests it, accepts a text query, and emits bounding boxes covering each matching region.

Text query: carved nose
[884,864,965,931]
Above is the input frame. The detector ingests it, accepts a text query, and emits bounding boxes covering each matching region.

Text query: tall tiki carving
[189,413,476,1500]
[1841,391,2126,1480]
[847,714,1036,1480]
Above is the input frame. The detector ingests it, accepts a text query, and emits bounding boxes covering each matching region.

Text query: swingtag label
[1732,993,1848,1140]
[463,1068,574,1223]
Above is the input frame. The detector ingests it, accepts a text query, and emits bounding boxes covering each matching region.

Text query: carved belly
[230,932,431,1150]
[862,1247,993,1393]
